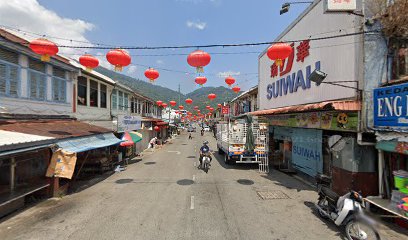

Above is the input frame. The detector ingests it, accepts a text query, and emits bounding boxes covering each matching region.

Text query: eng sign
[117,115,142,132]
[373,83,408,128]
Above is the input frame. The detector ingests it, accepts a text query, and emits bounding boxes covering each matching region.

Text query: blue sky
[2,0,308,93]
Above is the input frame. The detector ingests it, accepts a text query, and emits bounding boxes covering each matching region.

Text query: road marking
[167,151,181,155]
[190,196,195,210]
[193,175,196,181]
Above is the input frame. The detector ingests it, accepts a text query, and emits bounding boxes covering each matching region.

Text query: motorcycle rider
[199,140,212,167]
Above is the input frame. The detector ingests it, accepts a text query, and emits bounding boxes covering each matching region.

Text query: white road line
[190,196,195,210]
[192,175,196,181]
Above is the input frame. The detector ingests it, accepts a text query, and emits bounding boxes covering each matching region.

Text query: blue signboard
[291,128,323,177]
[373,82,408,128]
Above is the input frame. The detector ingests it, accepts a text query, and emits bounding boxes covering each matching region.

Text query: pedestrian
[148,137,157,149]
[189,133,192,140]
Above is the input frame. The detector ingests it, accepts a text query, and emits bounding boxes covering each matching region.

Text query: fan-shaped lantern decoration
[179,105,184,110]
[217,103,222,108]
[144,68,160,83]
[154,126,160,132]
[185,98,193,105]
[267,43,292,67]
[29,38,59,62]
[79,54,99,71]
[187,50,211,73]
[232,86,241,93]
[106,49,131,71]
[169,101,177,107]
[225,76,236,87]
[194,76,207,86]
[161,103,168,108]
[208,93,216,101]
[156,100,163,106]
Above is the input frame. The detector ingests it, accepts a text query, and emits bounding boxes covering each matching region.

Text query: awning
[376,141,408,155]
[250,100,361,116]
[155,121,168,126]
[142,117,162,122]
[57,133,122,153]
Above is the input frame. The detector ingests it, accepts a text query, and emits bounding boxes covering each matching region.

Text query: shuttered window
[52,77,66,102]
[124,93,129,111]
[53,66,65,78]
[0,48,19,97]
[111,89,117,110]
[118,91,124,110]
[28,59,46,100]
[100,84,107,108]
[90,80,98,107]
[77,76,87,105]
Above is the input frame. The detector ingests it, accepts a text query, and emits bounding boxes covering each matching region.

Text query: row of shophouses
[0,28,168,217]
[224,0,407,222]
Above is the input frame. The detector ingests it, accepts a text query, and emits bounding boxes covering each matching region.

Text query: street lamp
[309,70,359,91]
[280,1,314,15]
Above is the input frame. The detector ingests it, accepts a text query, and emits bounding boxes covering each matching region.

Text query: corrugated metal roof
[0,130,54,148]
[250,100,361,116]
[57,133,122,153]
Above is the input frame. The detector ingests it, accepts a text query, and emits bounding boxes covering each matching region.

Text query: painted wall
[259,1,361,110]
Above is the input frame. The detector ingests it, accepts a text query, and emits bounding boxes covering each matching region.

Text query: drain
[257,190,290,200]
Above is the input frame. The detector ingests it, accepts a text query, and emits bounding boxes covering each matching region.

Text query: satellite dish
[331,137,347,152]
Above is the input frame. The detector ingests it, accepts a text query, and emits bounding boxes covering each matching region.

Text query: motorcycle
[201,130,204,136]
[314,174,381,240]
[201,152,211,173]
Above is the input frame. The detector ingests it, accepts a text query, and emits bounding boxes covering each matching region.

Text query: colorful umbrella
[120,131,143,147]
[129,131,143,143]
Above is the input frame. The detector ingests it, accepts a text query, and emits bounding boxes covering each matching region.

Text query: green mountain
[95,67,239,112]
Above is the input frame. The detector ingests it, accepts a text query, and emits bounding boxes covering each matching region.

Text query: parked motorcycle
[314,174,381,240]
[201,152,211,173]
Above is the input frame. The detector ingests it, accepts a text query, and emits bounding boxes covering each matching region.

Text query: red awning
[155,121,168,126]
[250,100,361,116]
[141,117,162,122]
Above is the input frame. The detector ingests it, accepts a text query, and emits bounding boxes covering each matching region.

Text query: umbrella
[119,131,143,147]
[244,115,255,154]
[129,131,143,143]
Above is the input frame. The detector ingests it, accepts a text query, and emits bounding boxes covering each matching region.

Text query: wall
[135,129,155,154]
[258,0,361,110]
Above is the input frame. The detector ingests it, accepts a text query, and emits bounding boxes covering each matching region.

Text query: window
[124,93,129,111]
[28,59,46,100]
[0,48,19,97]
[118,91,124,110]
[90,80,98,107]
[52,77,66,102]
[100,84,107,108]
[131,97,135,113]
[77,76,87,105]
[112,89,117,110]
[391,41,407,81]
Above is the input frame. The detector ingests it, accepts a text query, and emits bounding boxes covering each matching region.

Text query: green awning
[376,141,408,155]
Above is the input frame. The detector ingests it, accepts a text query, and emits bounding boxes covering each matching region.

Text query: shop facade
[253,0,379,196]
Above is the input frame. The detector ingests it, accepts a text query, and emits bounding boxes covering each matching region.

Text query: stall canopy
[376,141,408,155]
[120,131,143,147]
[57,133,122,153]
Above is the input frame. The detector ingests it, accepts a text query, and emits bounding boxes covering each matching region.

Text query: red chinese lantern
[169,101,177,107]
[217,103,222,108]
[208,93,216,101]
[179,105,184,110]
[232,86,241,93]
[194,106,199,110]
[144,68,160,83]
[267,43,293,67]
[156,100,163,106]
[29,38,59,62]
[197,110,201,113]
[154,126,160,132]
[79,54,99,71]
[225,76,236,87]
[188,112,193,115]
[106,49,131,71]
[187,50,211,73]
[161,103,168,108]
[185,98,193,105]
[209,107,214,112]
[194,76,207,86]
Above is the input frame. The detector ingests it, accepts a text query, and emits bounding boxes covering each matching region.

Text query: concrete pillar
[46,65,52,101]
[378,150,384,196]
[18,54,28,98]
[10,157,16,191]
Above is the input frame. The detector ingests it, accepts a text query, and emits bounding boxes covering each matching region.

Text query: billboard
[117,115,142,132]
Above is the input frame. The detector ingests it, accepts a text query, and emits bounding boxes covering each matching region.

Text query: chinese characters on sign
[324,0,356,11]
[222,106,230,115]
[117,115,142,132]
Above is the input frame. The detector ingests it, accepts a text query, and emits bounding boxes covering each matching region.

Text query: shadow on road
[115,178,134,184]
[212,152,258,170]
[237,179,254,185]
[144,162,156,165]
[260,172,314,192]
[187,156,196,159]
[303,201,347,240]
[177,179,194,185]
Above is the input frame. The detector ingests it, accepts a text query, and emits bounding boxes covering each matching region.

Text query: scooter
[201,152,211,173]
[314,174,381,240]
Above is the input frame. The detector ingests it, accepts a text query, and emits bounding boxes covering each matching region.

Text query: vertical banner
[291,128,323,177]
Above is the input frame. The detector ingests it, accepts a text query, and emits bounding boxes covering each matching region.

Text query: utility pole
[178,84,181,106]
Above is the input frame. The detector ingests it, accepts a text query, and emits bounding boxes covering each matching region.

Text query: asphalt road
[0,131,407,240]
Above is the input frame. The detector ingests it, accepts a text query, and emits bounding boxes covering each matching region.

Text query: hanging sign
[373,82,408,128]
[222,106,230,115]
[324,0,357,12]
[117,115,142,132]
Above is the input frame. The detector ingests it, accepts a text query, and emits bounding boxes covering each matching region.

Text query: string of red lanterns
[232,86,241,93]
[208,93,216,101]
[144,68,160,83]
[187,50,211,73]
[225,76,235,87]
[106,49,131,71]
[79,54,99,71]
[195,76,207,86]
[185,98,193,105]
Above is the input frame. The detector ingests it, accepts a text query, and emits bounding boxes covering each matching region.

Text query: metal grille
[257,190,290,200]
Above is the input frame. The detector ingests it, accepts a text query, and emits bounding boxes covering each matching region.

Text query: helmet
[203,141,209,145]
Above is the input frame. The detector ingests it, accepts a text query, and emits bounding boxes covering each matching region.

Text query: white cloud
[126,65,137,75]
[156,59,164,65]
[217,71,241,78]
[0,0,94,58]
[186,20,207,30]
